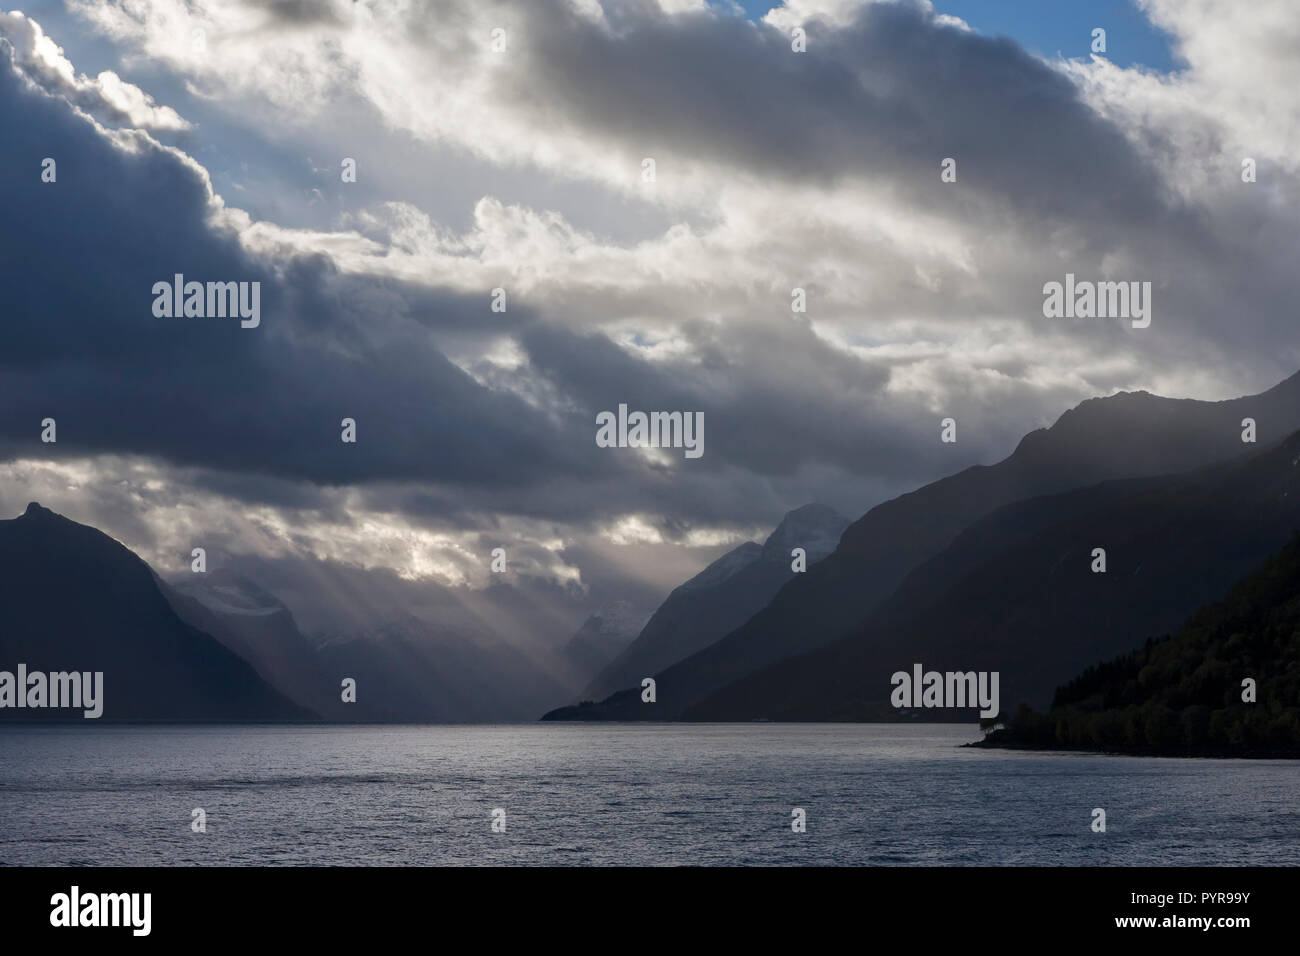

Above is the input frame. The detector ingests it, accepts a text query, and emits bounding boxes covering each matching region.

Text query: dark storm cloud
[2,30,934,533]
[500,0,1297,382]
[0,28,1013,532]
[0,39,610,492]
[6,1,1294,548]
[253,0,355,29]
[512,0,1172,232]
[519,318,937,482]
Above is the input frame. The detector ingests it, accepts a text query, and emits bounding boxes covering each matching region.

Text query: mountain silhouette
[980,531,1300,755]
[172,554,581,722]
[561,606,644,696]
[0,503,311,721]
[164,568,351,719]
[690,427,1300,720]
[544,371,1300,721]
[575,503,848,701]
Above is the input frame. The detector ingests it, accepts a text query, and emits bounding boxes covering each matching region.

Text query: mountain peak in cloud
[762,502,848,562]
[574,502,849,702]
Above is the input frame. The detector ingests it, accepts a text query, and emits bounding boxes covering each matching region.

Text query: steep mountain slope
[690,430,1300,720]
[545,372,1300,721]
[981,532,1300,756]
[309,613,576,722]
[188,554,581,722]
[0,503,311,721]
[561,606,644,695]
[577,503,848,701]
[164,569,352,720]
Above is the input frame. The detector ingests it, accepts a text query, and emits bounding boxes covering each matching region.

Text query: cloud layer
[2,0,1298,607]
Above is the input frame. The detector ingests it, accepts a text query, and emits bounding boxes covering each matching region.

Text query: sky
[738,0,1180,70]
[1,0,1297,637]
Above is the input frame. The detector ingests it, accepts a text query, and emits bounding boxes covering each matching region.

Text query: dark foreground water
[1,723,1295,865]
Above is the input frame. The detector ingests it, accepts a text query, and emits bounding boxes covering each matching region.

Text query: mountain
[163,569,351,720]
[575,503,849,702]
[168,567,555,722]
[690,428,1300,720]
[179,553,582,722]
[0,503,310,721]
[310,612,577,722]
[544,371,1300,721]
[0,503,574,723]
[560,605,644,695]
[978,532,1300,756]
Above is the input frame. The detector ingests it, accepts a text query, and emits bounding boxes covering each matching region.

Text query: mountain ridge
[688,427,1300,720]
[978,530,1300,756]
[575,502,848,701]
[544,371,1300,721]
[0,503,312,721]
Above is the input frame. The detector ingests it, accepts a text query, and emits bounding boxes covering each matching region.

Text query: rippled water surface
[1,723,1296,865]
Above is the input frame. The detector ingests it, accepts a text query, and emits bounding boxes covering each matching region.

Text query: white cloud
[0,10,191,129]
[5,0,1299,609]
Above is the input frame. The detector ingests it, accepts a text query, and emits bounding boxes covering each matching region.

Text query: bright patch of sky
[732,0,1180,71]
[14,0,678,240]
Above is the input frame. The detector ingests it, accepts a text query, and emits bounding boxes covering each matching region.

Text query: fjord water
[1,724,1295,866]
